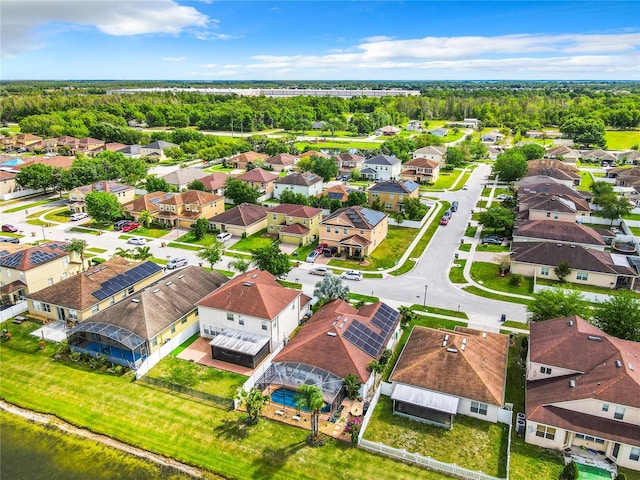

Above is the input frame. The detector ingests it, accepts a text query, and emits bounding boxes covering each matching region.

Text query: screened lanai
[67,322,148,369]
[255,361,345,412]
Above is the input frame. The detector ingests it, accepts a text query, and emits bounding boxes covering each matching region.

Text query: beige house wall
[266,211,322,241]
[527,210,577,222]
[320,218,388,255]
[511,262,619,288]
[368,189,420,213]
[149,308,200,353]
[0,177,17,195]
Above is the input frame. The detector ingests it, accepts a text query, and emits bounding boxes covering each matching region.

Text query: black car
[481,235,504,245]
[113,220,131,231]
[451,201,459,212]
[323,246,338,257]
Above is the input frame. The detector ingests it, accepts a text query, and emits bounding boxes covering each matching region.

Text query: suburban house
[337,152,365,175]
[527,159,581,187]
[0,170,18,198]
[228,151,267,170]
[266,203,323,246]
[401,158,440,184]
[510,242,638,290]
[367,180,420,213]
[159,167,209,191]
[446,118,480,129]
[26,258,163,323]
[517,192,591,222]
[481,130,503,143]
[208,203,269,237]
[273,172,324,200]
[7,133,44,151]
[389,326,508,427]
[264,153,297,172]
[318,184,360,204]
[234,168,279,199]
[427,127,449,137]
[375,125,401,136]
[0,241,83,304]
[406,120,422,131]
[122,191,176,222]
[98,142,128,154]
[582,149,618,165]
[117,144,142,158]
[265,299,402,410]
[361,154,402,181]
[525,130,563,139]
[197,270,312,369]
[140,140,179,161]
[66,267,227,373]
[516,175,569,190]
[546,146,581,163]
[199,173,229,196]
[526,316,640,472]
[154,190,224,228]
[73,137,105,155]
[487,146,505,160]
[68,181,136,213]
[618,151,640,165]
[512,220,612,251]
[319,206,388,257]
[609,167,640,188]
[299,150,331,159]
[412,146,447,163]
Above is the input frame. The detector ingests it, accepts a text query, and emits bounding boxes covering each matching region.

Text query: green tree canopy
[84,191,122,223]
[15,163,56,192]
[346,190,367,207]
[197,240,225,269]
[191,217,210,240]
[478,206,515,233]
[237,387,269,425]
[593,294,640,341]
[294,384,324,444]
[494,149,527,182]
[309,155,339,182]
[519,143,545,160]
[251,243,291,279]
[225,177,260,205]
[528,289,591,323]
[145,175,174,193]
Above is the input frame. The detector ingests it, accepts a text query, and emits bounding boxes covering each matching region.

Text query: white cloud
[223,64,243,69]
[1,0,210,58]
[194,32,242,41]
[162,56,186,62]
[361,35,393,43]
[200,63,218,68]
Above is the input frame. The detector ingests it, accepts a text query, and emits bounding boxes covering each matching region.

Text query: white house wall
[456,396,501,423]
[273,182,323,199]
[550,398,640,426]
[527,361,581,381]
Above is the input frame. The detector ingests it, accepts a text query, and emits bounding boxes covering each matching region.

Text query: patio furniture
[292,415,301,421]
[275,410,285,416]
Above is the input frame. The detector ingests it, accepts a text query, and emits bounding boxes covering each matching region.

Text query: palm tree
[295,385,324,445]
[113,247,132,259]
[237,387,269,425]
[228,258,250,274]
[343,374,362,400]
[139,210,153,229]
[65,238,87,271]
[133,246,152,260]
[313,276,349,305]
[197,240,225,269]
[367,360,383,388]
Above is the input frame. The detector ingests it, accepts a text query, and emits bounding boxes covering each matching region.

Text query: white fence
[135,322,200,379]
[235,342,286,408]
[0,301,28,321]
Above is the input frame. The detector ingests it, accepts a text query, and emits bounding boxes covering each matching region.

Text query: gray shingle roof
[368,180,419,194]
[365,154,401,166]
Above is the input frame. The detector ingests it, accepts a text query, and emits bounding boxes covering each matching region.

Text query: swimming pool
[576,463,613,480]
[271,388,331,413]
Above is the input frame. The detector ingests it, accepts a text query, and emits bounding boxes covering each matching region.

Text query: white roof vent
[568,320,574,327]
[166,281,173,286]
[446,348,458,353]
[615,360,623,368]
[243,282,253,287]
[178,274,184,279]
[462,338,468,345]
[461,344,466,351]
[569,379,576,388]
[131,298,140,303]
[153,288,160,293]
[629,363,635,371]
[444,334,449,341]
[588,335,602,342]
[326,332,337,337]
[482,332,487,338]
[442,340,448,347]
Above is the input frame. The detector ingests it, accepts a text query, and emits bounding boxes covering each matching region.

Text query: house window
[541,267,549,276]
[546,212,551,218]
[194,307,198,317]
[239,318,245,326]
[470,401,488,415]
[110,297,115,306]
[335,227,339,234]
[602,404,609,412]
[273,214,277,220]
[91,305,99,314]
[630,448,640,462]
[372,192,379,197]
[68,309,78,320]
[540,366,552,374]
[343,228,347,235]
[181,316,187,325]
[19,272,25,281]
[326,226,331,233]
[151,337,157,347]
[128,287,134,294]
[171,325,176,334]
[42,303,51,313]
[554,214,559,219]
[262,321,268,331]
[614,406,625,420]
[389,194,394,199]
[535,425,556,440]
[227,313,234,322]
[576,272,588,281]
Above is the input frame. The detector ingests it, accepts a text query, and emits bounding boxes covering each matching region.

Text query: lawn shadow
[212,417,250,442]
[252,440,307,479]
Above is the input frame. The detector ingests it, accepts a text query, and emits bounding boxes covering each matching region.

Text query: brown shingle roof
[264,153,297,166]
[122,192,176,214]
[279,223,309,235]
[267,203,323,219]
[514,220,608,246]
[197,269,301,320]
[0,241,70,271]
[86,267,228,340]
[27,258,162,311]
[274,299,400,382]
[208,203,268,226]
[403,157,439,169]
[235,168,279,183]
[511,242,637,276]
[275,171,323,186]
[229,151,267,164]
[200,173,229,192]
[319,184,357,202]
[390,326,508,406]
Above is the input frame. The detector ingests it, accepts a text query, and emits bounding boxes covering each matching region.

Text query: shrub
[91,257,106,265]
[559,461,579,480]
[509,273,524,286]
[344,416,362,443]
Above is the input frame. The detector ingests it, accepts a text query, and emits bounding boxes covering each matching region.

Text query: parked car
[113,220,131,231]
[451,201,459,212]
[0,236,19,244]
[481,235,504,245]
[496,194,513,201]
[443,210,452,218]
[127,237,146,245]
[323,246,338,257]
[341,270,363,281]
[216,232,233,242]
[306,251,320,263]
[315,243,328,254]
[462,184,469,190]
[166,257,188,269]
[309,266,331,276]
[122,222,140,232]
[70,212,89,221]
[440,216,450,225]
[1,224,18,233]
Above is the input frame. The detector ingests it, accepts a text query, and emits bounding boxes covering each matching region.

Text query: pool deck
[564,448,616,478]
[176,337,255,376]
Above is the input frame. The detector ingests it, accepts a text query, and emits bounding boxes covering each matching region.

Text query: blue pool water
[85,342,143,363]
[271,388,331,413]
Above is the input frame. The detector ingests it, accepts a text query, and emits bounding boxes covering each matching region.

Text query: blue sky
[2,1,639,80]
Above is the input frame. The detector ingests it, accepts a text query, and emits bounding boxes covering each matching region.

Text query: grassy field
[363,396,508,477]
[449,259,467,283]
[409,304,468,319]
[2,199,56,213]
[579,171,594,190]
[463,285,532,308]
[0,321,449,480]
[230,229,275,253]
[295,140,381,151]
[329,225,418,271]
[423,169,464,190]
[604,130,640,150]
[470,262,533,296]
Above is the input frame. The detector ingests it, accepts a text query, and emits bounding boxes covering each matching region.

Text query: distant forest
[1,80,639,137]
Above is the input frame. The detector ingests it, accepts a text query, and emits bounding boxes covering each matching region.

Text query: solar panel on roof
[93,262,162,300]
[344,320,385,358]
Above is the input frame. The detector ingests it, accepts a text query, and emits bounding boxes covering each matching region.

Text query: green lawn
[44,207,72,223]
[470,262,533,296]
[166,242,202,251]
[423,169,464,190]
[464,226,478,237]
[145,355,246,399]
[176,231,215,246]
[363,396,508,478]
[535,278,621,296]
[0,321,443,480]
[2,199,55,213]
[604,130,640,150]
[329,226,418,271]
[502,320,529,330]
[295,140,381,150]
[86,247,107,253]
[69,227,100,235]
[462,286,532,307]
[409,304,468,319]
[579,171,594,190]
[629,226,640,236]
[449,259,467,283]
[133,226,171,238]
[230,230,275,253]
[450,170,472,191]
[474,244,510,253]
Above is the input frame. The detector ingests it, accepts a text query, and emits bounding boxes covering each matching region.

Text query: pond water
[0,412,191,480]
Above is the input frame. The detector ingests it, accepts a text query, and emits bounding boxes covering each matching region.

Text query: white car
[127,237,146,245]
[341,270,363,281]
[217,232,233,242]
[70,212,89,221]
[306,251,319,263]
[309,266,331,276]
[462,184,469,190]
[496,194,512,200]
